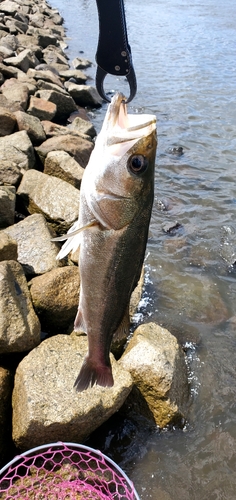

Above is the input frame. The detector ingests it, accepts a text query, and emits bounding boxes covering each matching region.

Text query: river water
[50,0,236,497]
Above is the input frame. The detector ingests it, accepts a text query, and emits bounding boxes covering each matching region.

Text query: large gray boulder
[44,150,84,189]
[17,169,80,232]
[3,213,61,276]
[29,266,80,334]
[0,260,41,353]
[120,322,189,428]
[0,130,35,172]
[12,334,133,450]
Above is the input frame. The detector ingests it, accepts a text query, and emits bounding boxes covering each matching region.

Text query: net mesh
[0,442,139,500]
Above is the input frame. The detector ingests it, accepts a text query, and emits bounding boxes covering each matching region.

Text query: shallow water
[50,0,236,497]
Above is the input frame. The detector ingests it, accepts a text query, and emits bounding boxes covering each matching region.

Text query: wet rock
[17,169,80,232]
[0,232,17,261]
[68,116,97,139]
[167,146,184,156]
[1,79,29,110]
[35,89,77,120]
[44,150,84,189]
[14,110,46,145]
[159,273,229,325]
[36,133,93,168]
[162,221,184,236]
[120,322,189,428]
[29,266,80,334]
[72,56,92,70]
[0,260,41,353]
[59,69,87,84]
[12,334,133,450]
[4,48,39,72]
[0,367,13,467]
[27,95,57,121]
[0,106,16,136]
[64,83,102,107]
[4,213,61,276]
[0,185,15,228]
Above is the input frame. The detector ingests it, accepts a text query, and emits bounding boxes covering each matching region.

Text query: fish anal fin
[74,308,86,333]
[113,306,130,342]
[74,356,114,392]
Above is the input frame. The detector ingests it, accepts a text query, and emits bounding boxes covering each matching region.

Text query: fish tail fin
[74,356,114,392]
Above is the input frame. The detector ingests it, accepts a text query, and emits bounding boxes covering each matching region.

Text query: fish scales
[57,92,157,391]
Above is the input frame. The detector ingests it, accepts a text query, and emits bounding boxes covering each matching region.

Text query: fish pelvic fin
[74,355,114,392]
[54,220,98,260]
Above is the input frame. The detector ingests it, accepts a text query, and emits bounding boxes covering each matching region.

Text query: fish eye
[128,155,148,175]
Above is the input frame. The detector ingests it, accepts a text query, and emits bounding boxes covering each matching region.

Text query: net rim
[0,441,140,499]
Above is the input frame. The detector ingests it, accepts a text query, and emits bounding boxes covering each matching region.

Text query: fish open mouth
[103,92,156,149]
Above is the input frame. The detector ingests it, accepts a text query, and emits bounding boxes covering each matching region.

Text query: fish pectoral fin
[54,220,98,260]
[112,306,130,342]
[51,220,98,242]
[74,355,114,392]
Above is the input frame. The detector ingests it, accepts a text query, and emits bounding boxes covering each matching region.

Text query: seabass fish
[57,93,157,391]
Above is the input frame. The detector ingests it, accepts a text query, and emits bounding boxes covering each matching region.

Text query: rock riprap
[120,322,189,428]
[0,0,191,463]
[12,334,133,450]
[0,260,41,353]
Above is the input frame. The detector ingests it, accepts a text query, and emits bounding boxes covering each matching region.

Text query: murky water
[50,0,236,497]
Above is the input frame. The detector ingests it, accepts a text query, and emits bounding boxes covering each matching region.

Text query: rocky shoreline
[0,0,189,468]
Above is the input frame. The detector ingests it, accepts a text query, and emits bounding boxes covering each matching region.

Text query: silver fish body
[58,93,157,391]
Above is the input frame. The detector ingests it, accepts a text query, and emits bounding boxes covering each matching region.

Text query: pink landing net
[0,442,140,500]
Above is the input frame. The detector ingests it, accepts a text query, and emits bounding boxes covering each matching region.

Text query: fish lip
[96,190,129,201]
